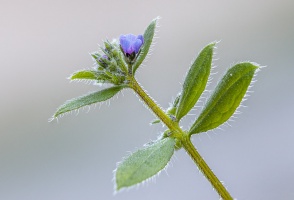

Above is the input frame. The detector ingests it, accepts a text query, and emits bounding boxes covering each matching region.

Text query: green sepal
[90,52,101,62]
[189,62,259,135]
[53,86,125,118]
[175,43,215,121]
[115,137,175,191]
[113,49,128,74]
[132,17,157,74]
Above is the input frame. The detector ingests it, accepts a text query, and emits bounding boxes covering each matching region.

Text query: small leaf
[115,137,175,190]
[70,70,112,84]
[132,17,157,74]
[70,70,103,80]
[189,62,259,135]
[175,43,215,121]
[151,95,180,125]
[53,86,124,118]
[150,119,160,124]
[172,94,181,108]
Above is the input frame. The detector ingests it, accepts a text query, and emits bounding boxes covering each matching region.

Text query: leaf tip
[153,16,161,23]
[236,62,263,74]
[115,182,124,192]
[48,116,55,123]
[206,41,217,51]
[249,61,266,71]
[48,110,63,123]
[113,138,175,192]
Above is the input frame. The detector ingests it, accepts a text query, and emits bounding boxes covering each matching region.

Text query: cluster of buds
[90,34,144,85]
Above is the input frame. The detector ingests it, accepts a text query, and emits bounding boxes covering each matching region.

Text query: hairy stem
[182,135,233,200]
[129,76,233,199]
[129,77,182,138]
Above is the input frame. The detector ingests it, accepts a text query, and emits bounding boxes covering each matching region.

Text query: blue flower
[119,34,144,58]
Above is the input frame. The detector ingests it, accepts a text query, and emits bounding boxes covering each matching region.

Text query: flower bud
[119,34,144,63]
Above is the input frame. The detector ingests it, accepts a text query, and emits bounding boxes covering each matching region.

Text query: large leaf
[189,62,258,135]
[53,86,124,118]
[115,137,175,190]
[175,43,215,121]
[132,17,157,74]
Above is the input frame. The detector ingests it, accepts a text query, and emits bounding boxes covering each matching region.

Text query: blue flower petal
[137,35,144,44]
[119,35,131,54]
[134,38,143,53]
[119,34,144,55]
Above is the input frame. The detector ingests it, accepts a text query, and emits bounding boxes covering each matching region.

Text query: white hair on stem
[131,82,166,124]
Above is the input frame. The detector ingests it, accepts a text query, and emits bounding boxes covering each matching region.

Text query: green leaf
[115,137,175,190]
[53,86,124,118]
[189,62,259,135]
[70,70,112,84]
[70,70,102,80]
[150,119,160,124]
[132,17,157,74]
[175,43,215,121]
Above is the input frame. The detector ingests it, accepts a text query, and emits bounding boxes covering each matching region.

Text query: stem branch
[129,76,233,199]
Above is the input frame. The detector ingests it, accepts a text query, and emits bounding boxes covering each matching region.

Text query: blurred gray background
[1,0,294,199]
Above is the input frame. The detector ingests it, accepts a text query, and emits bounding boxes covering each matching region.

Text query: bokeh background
[1,0,294,199]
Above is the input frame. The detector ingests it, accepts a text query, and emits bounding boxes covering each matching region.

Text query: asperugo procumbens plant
[51,17,261,199]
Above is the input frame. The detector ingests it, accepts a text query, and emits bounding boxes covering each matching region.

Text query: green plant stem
[129,76,233,200]
[129,77,182,138]
[182,135,233,200]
